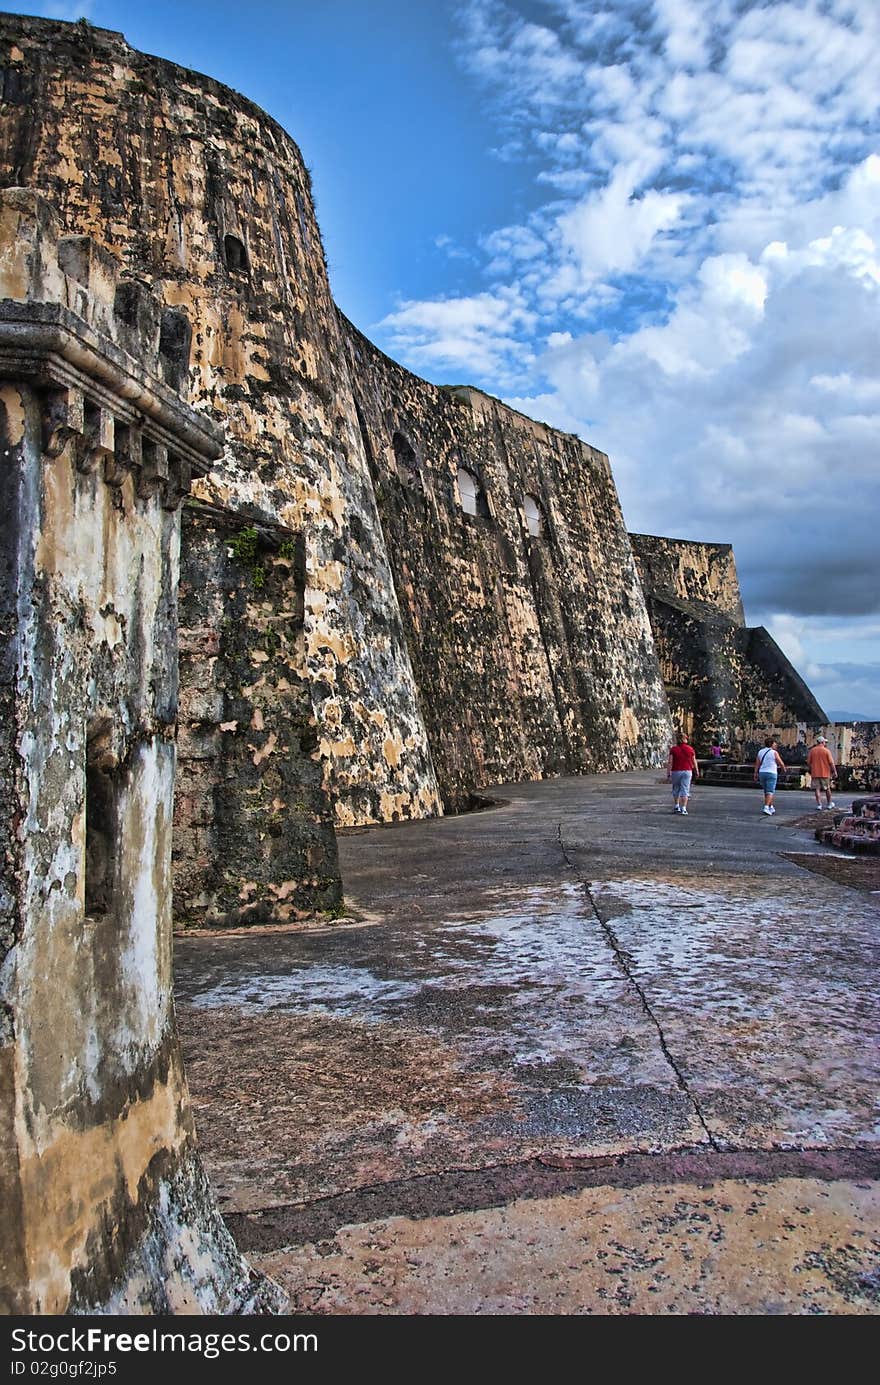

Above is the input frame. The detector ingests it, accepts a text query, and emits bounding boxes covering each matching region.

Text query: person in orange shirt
[807,735,838,810]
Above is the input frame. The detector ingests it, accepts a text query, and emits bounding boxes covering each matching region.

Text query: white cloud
[378,287,536,381]
[551,168,686,289]
[655,0,712,70]
[699,253,767,312]
[754,615,880,716]
[809,373,880,405]
[764,615,823,681]
[380,1,880,701]
[483,223,546,275]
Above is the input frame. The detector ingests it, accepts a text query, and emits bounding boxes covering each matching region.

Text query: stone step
[829,833,880,854]
[817,817,880,840]
[816,797,880,855]
[699,762,803,790]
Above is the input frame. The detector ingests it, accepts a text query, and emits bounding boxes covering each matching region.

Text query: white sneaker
[762,805,772,814]
[769,806,776,814]
[827,802,837,809]
[674,805,681,813]
[681,808,688,815]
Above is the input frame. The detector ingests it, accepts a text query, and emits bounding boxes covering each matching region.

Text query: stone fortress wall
[0,14,840,1312]
[0,12,831,917]
[0,15,692,925]
[631,533,827,753]
[342,322,672,811]
[0,12,440,839]
[631,530,873,777]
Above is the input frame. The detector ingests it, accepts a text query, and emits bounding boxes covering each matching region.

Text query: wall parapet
[0,185,280,1312]
[632,533,827,750]
[0,188,221,505]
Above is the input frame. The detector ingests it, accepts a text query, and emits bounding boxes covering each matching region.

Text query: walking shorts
[671,770,692,798]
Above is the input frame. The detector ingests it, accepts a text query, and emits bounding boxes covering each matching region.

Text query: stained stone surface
[250,1176,880,1315]
[0,13,671,858]
[631,533,827,753]
[174,771,880,1313]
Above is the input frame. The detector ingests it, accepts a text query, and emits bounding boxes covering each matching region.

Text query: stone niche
[0,190,283,1313]
[175,504,342,926]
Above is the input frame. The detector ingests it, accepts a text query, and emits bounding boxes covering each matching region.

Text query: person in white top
[753,736,786,815]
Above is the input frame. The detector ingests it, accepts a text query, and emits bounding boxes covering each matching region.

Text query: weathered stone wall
[784,722,880,774]
[841,722,880,769]
[0,13,439,830]
[826,722,880,791]
[632,534,826,751]
[0,14,675,826]
[631,535,745,745]
[176,504,341,925]
[630,535,745,625]
[0,190,279,1312]
[0,321,25,1313]
[638,595,742,746]
[1,14,829,844]
[343,324,673,807]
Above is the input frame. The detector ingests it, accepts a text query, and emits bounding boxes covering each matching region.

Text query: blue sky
[22,0,880,718]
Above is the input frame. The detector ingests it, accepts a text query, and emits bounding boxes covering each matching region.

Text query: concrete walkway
[174,772,880,1314]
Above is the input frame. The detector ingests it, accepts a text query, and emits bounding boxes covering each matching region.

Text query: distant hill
[826,709,879,723]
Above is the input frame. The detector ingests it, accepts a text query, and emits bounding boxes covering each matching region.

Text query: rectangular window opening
[85,722,118,917]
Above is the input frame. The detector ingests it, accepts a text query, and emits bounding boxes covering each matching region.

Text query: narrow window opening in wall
[392,431,415,469]
[524,494,545,537]
[0,67,29,104]
[457,466,489,518]
[84,723,118,917]
[83,397,101,440]
[159,308,193,390]
[392,431,419,486]
[223,234,248,271]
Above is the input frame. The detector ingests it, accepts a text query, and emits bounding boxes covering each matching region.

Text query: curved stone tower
[0,14,671,854]
[0,12,442,840]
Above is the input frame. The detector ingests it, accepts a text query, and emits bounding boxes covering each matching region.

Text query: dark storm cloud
[740,550,880,620]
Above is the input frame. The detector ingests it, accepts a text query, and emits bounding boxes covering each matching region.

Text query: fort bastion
[0,15,829,1311]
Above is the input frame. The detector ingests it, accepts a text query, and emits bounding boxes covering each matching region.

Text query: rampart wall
[632,534,826,751]
[629,535,745,625]
[0,9,835,1314]
[343,324,672,808]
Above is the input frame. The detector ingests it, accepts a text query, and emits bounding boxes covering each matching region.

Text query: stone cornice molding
[0,303,221,507]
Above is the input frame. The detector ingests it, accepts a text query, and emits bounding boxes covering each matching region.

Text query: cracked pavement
[174,772,880,1314]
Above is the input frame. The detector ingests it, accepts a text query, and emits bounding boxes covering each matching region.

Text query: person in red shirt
[667,733,699,815]
[807,735,838,810]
